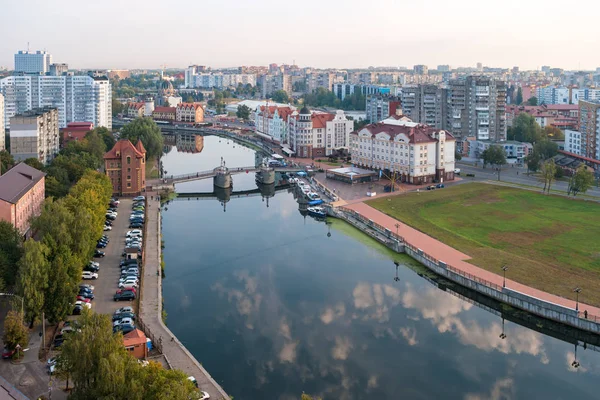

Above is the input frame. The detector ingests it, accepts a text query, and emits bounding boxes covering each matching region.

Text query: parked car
[426,185,436,190]
[72,305,83,315]
[106,213,117,220]
[120,260,138,267]
[454,168,461,175]
[116,288,137,295]
[75,300,92,309]
[103,225,112,231]
[79,284,94,291]
[76,296,91,303]
[129,223,144,229]
[127,229,143,236]
[114,291,136,301]
[112,312,136,322]
[2,348,16,359]
[108,207,118,212]
[94,250,106,258]
[110,199,120,206]
[133,196,145,202]
[113,323,136,335]
[96,242,107,249]
[105,219,113,226]
[82,271,98,280]
[83,265,99,273]
[113,317,134,327]
[78,291,94,300]
[114,306,134,314]
[436,183,445,189]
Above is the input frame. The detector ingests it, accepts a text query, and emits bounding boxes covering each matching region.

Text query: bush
[554,168,564,179]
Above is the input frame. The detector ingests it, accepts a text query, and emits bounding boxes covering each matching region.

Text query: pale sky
[1,0,599,71]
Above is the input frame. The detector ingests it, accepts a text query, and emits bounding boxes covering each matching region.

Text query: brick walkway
[141,193,229,399]
[345,202,600,320]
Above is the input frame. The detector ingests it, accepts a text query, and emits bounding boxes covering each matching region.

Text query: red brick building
[61,122,94,147]
[104,139,146,196]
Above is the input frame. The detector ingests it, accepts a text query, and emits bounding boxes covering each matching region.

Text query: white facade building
[325,110,353,155]
[0,75,112,130]
[14,50,52,74]
[349,115,456,184]
[185,70,256,89]
[254,106,294,143]
[564,130,582,156]
[0,93,4,151]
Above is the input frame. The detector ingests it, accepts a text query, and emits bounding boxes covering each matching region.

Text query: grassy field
[145,156,159,179]
[367,183,600,306]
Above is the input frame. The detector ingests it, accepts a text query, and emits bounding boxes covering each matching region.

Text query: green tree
[43,243,79,324]
[568,165,594,197]
[120,117,164,159]
[515,87,523,105]
[2,311,28,352]
[526,96,538,106]
[511,113,542,143]
[481,145,507,180]
[17,240,49,326]
[112,97,125,117]
[236,104,252,120]
[532,139,558,160]
[0,150,15,174]
[0,221,24,286]
[272,90,290,103]
[543,126,564,140]
[539,159,557,194]
[525,150,541,173]
[90,127,116,151]
[22,157,45,171]
[454,151,462,161]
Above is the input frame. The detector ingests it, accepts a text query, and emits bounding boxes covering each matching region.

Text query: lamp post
[394,261,400,282]
[395,223,400,238]
[574,287,582,312]
[501,265,509,288]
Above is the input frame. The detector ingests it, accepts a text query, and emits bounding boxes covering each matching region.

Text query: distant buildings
[14,50,52,74]
[0,163,45,237]
[467,140,531,161]
[349,115,456,184]
[10,107,59,165]
[255,105,294,144]
[62,122,94,146]
[564,130,582,155]
[413,65,429,75]
[0,93,4,151]
[176,103,205,123]
[365,95,401,123]
[184,66,256,89]
[49,63,68,76]
[104,139,146,196]
[579,100,600,160]
[306,72,334,93]
[107,70,131,80]
[151,106,176,122]
[126,102,146,119]
[258,74,292,97]
[288,107,353,158]
[0,74,112,130]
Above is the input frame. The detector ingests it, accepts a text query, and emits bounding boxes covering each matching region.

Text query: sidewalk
[344,202,600,319]
[140,193,230,399]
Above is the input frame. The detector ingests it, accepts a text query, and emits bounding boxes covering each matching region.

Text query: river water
[161,135,600,400]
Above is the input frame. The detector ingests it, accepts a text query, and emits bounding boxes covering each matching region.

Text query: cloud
[332,336,353,360]
[351,282,404,323]
[399,327,418,346]
[367,375,378,389]
[211,270,263,330]
[320,303,346,325]
[279,341,298,363]
[465,377,515,400]
[565,351,588,373]
[279,318,292,340]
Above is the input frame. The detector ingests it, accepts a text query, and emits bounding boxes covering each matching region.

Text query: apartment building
[176,103,204,123]
[365,95,401,123]
[255,106,294,143]
[306,72,334,93]
[564,130,582,156]
[0,93,4,151]
[413,65,429,75]
[14,50,52,74]
[258,74,292,98]
[349,115,456,184]
[49,63,68,76]
[579,100,600,160]
[325,110,354,155]
[184,67,257,89]
[126,102,145,118]
[0,74,112,130]
[0,163,45,237]
[61,122,93,146]
[9,107,59,165]
[104,139,146,196]
[401,85,446,128]
[288,107,333,158]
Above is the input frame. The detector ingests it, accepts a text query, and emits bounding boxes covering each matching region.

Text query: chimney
[395,106,403,116]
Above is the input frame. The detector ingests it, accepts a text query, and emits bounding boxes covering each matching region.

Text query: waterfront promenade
[141,193,230,399]
[344,202,600,321]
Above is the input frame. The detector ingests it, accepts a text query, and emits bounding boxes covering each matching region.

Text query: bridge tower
[213,158,232,189]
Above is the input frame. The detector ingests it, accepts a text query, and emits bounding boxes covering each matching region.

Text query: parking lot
[93,198,138,316]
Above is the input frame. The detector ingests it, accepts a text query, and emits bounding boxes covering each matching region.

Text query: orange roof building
[104,139,146,196]
[123,329,148,360]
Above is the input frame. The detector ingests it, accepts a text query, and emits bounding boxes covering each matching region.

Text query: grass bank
[367,182,600,306]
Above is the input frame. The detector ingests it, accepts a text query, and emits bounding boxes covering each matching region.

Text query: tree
[2,311,28,352]
[0,150,15,174]
[526,96,538,106]
[272,90,290,103]
[516,87,523,105]
[481,145,506,180]
[17,240,49,326]
[120,117,164,159]
[568,165,594,197]
[454,151,462,161]
[0,221,24,286]
[23,157,45,171]
[539,159,557,194]
[532,139,558,160]
[543,126,564,140]
[236,104,252,120]
[510,113,542,143]
[112,97,125,117]
[90,127,116,151]
[525,151,541,173]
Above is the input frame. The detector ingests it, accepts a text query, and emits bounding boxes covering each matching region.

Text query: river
[161,134,600,400]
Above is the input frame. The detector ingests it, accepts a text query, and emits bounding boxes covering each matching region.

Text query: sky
[1,0,599,71]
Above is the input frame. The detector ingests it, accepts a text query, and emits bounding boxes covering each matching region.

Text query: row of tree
[17,170,113,326]
[301,87,366,111]
[120,117,164,160]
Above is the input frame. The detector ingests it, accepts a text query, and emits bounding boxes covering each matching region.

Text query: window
[127,175,131,180]
[127,183,131,188]
[127,156,131,165]
[127,168,131,172]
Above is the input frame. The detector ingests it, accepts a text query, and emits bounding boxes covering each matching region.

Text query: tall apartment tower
[0,93,4,151]
[579,100,600,160]
[413,65,429,75]
[9,107,59,165]
[14,50,52,74]
[49,63,68,76]
[446,76,507,150]
[401,85,446,128]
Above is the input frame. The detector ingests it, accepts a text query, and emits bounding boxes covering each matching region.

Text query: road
[456,161,600,197]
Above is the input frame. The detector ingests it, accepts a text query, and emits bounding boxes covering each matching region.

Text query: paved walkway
[140,193,230,399]
[345,202,600,320]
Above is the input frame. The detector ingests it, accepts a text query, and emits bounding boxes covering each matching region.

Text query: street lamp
[574,287,582,312]
[394,261,400,282]
[395,223,400,238]
[501,265,509,288]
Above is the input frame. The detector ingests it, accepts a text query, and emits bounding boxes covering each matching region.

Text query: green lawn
[145,156,159,179]
[367,183,600,306]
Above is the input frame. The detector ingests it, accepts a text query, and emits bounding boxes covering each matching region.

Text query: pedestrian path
[345,202,600,319]
[140,193,230,399]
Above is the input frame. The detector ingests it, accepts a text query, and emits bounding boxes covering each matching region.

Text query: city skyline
[1,0,599,71]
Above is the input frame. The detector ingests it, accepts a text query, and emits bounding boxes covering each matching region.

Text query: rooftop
[12,107,57,118]
[0,163,46,204]
[104,139,145,160]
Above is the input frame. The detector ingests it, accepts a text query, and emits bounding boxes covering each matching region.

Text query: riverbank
[140,192,230,399]
[328,202,600,335]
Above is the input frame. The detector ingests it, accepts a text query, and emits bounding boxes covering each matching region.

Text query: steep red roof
[65,122,94,130]
[128,102,144,110]
[135,140,146,155]
[356,122,455,144]
[153,107,176,113]
[177,103,203,110]
[123,329,147,347]
[104,139,145,160]
[311,112,335,129]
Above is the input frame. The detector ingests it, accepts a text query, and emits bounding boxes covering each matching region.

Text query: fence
[136,316,163,354]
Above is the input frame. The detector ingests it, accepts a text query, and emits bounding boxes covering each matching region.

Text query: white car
[127,230,143,237]
[114,306,133,314]
[82,271,98,280]
[75,301,92,309]
[103,225,112,231]
[119,281,138,289]
[133,196,145,202]
[89,261,100,267]
[113,317,134,327]
[454,168,461,175]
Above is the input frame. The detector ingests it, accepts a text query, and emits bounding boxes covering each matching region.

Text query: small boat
[307,206,326,218]
[308,199,323,206]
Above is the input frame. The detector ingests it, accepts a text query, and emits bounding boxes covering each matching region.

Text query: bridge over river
[164,165,304,185]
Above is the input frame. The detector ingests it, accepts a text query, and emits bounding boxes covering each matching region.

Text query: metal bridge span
[165,166,304,184]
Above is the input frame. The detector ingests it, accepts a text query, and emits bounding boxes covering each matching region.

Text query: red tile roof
[128,102,145,110]
[66,122,94,130]
[123,329,147,347]
[103,139,145,160]
[153,107,176,113]
[135,140,146,155]
[311,112,335,129]
[177,103,203,110]
[356,122,455,144]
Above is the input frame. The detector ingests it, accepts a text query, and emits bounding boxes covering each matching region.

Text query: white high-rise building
[14,50,52,74]
[0,74,112,130]
[0,93,4,151]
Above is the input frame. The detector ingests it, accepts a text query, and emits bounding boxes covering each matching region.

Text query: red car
[76,296,91,303]
[116,288,137,295]
[2,348,15,359]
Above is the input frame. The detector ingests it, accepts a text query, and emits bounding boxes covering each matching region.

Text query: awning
[281,147,295,156]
